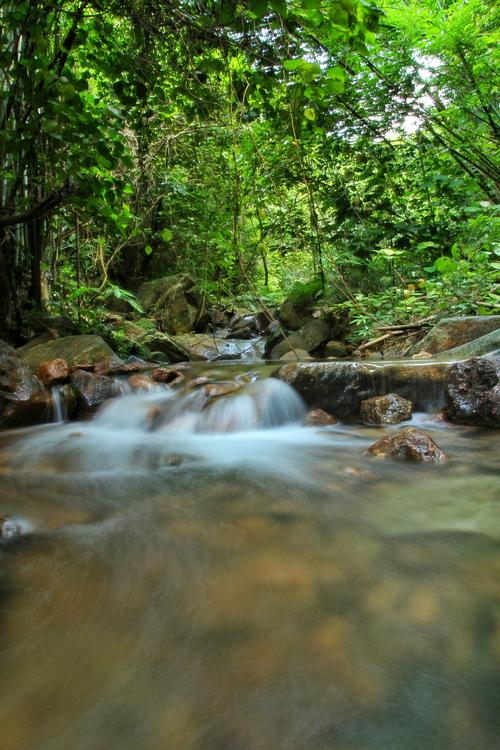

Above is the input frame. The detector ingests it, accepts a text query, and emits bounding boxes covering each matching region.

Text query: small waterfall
[51,384,68,423]
[10,378,312,476]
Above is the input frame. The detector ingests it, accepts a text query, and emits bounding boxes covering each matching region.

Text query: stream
[0,362,499,750]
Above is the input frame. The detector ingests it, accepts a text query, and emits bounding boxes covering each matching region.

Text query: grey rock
[275,361,450,419]
[411,316,500,355]
[17,335,119,370]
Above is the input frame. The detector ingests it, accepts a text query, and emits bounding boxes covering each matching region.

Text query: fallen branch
[357,330,406,351]
[476,300,500,309]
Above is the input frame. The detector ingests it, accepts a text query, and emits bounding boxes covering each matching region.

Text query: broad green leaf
[145,244,153,256]
[283,59,303,71]
[304,106,316,120]
[161,228,173,242]
[433,256,458,274]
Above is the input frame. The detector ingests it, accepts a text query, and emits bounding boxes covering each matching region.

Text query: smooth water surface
[0,369,499,750]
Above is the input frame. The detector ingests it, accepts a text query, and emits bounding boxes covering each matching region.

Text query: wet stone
[151,368,184,386]
[446,356,500,427]
[0,517,21,540]
[304,408,338,426]
[127,374,154,390]
[360,393,413,425]
[367,428,447,463]
[70,369,117,417]
[37,358,69,386]
[204,382,241,399]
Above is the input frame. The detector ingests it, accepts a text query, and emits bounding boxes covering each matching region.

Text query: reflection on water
[0,376,499,750]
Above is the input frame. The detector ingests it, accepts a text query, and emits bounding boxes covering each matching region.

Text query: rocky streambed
[0,363,499,749]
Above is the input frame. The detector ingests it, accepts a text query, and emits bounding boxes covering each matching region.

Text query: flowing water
[0,364,499,750]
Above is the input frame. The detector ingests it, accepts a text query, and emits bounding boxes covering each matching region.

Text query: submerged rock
[0,516,22,540]
[411,316,500,356]
[127,374,154,390]
[360,393,413,425]
[367,428,447,463]
[37,358,69,386]
[275,361,450,419]
[446,356,500,426]
[304,408,337,426]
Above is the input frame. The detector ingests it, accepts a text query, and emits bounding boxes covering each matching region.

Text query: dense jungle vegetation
[1,0,499,350]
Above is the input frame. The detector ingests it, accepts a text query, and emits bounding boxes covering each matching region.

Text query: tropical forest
[0,1,499,749]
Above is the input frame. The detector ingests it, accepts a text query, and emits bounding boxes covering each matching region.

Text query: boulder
[17,335,120,371]
[304,408,337,426]
[411,316,500,355]
[270,318,331,359]
[446,356,500,426]
[139,332,190,363]
[0,342,51,427]
[37,358,69,386]
[70,369,117,417]
[227,314,258,339]
[324,340,349,358]
[367,428,446,463]
[275,361,450,419]
[279,350,313,362]
[171,334,255,361]
[360,393,413,425]
[136,274,205,334]
[435,328,500,360]
[279,298,312,330]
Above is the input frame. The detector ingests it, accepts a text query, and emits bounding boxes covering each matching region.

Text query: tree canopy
[0,0,498,345]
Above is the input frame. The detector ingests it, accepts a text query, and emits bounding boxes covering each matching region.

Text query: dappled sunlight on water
[0,377,499,750]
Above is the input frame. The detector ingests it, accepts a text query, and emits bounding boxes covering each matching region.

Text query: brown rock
[304,408,338,426]
[204,382,241,399]
[37,358,69,386]
[151,368,185,385]
[127,374,154,390]
[360,393,413,425]
[0,345,51,427]
[187,376,210,389]
[367,428,447,463]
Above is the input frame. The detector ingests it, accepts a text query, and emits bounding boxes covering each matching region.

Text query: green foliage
[0,0,498,348]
